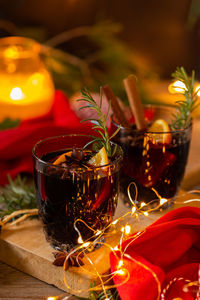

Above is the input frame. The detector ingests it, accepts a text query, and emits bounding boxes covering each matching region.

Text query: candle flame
[10,87,24,101]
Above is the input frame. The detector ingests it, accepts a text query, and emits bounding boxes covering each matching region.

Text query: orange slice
[88,147,109,167]
[53,151,72,165]
[148,119,171,144]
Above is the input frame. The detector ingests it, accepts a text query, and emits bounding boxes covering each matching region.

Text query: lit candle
[0,36,55,121]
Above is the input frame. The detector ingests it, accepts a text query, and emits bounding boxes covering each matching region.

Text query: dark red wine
[117,137,190,205]
[111,109,192,206]
[34,149,119,250]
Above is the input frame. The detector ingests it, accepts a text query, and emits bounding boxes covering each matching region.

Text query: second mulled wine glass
[111,105,192,207]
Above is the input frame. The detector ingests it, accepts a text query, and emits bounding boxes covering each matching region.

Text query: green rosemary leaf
[105,100,111,122]
[78,87,119,157]
[99,87,103,109]
[109,125,121,141]
[0,175,36,218]
[170,67,199,130]
[83,138,103,150]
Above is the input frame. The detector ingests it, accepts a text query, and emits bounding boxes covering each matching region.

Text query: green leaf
[79,88,119,158]
[170,67,199,130]
[0,175,36,218]
[0,118,20,131]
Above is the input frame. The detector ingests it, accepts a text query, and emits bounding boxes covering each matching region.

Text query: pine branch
[0,175,36,218]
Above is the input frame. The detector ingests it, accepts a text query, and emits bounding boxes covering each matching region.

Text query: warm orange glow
[0,37,54,121]
[10,87,24,101]
[195,84,200,96]
[118,260,124,269]
[168,80,187,94]
[132,207,136,214]
[82,242,90,248]
[116,269,126,276]
[125,225,131,235]
[78,236,84,244]
[160,198,168,205]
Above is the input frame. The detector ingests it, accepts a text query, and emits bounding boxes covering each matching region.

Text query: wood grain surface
[1,119,200,300]
[0,261,64,300]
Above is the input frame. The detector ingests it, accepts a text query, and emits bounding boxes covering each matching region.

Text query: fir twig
[78,88,121,157]
[0,175,36,218]
[170,66,199,130]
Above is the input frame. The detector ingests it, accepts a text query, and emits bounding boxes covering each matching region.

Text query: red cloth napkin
[110,207,200,300]
[0,90,92,185]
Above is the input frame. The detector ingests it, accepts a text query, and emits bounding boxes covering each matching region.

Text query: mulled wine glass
[32,134,123,251]
[111,105,192,207]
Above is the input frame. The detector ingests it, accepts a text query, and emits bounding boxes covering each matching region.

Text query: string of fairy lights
[0,186,200,300]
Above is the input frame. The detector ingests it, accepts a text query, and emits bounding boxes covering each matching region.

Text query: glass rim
[32,134,123,170]
[111,104,192,134]
[0,36,41,59]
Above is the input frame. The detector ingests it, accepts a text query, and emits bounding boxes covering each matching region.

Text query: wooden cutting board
[0,192,199,297]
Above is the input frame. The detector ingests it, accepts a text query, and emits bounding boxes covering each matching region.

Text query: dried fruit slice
[53,151,72,165]
[88,147,109,167]
[148,119,171,144]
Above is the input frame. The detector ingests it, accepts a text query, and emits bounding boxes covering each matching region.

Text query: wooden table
[1,120,200,300]
[0,261,66,300]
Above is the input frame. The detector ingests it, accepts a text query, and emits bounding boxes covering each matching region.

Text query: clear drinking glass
[111,105,192,207]
[32,134,123,251]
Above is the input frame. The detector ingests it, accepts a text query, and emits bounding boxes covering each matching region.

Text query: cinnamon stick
[123,75,146,130]
[102,84,129,128]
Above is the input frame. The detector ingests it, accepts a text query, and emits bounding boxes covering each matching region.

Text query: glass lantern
[0,36,55,121]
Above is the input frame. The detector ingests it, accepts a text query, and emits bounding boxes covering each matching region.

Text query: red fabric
[110,207,200,300]
[0,90,92,185]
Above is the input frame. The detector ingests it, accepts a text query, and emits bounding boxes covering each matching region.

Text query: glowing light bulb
[160,198,168,205]
[114,246,119,251]
[95,230,101,236]
[10,87,24,101]
[140,202,146,208]
[125,225,131,235]
[195,85,200,96]
[116,269,125,275]
[121,226,125,232]
[112,219,118,225]
[78,236,83,244]
[168,80,187,94]
[82,242,90,248]
[118,260,124,269]
[144,211,149,216]
[47,297,56,300]
[132,207,136,214]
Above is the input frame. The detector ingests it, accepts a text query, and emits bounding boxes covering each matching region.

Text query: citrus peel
[148,119,171,144]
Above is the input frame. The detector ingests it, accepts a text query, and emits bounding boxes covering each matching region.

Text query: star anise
[52,250,85,270]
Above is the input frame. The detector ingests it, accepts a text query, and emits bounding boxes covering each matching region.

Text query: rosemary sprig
[0,175,36,218]
[170,66,200,130]
[76,282,120,300]
[78,88,121,157]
